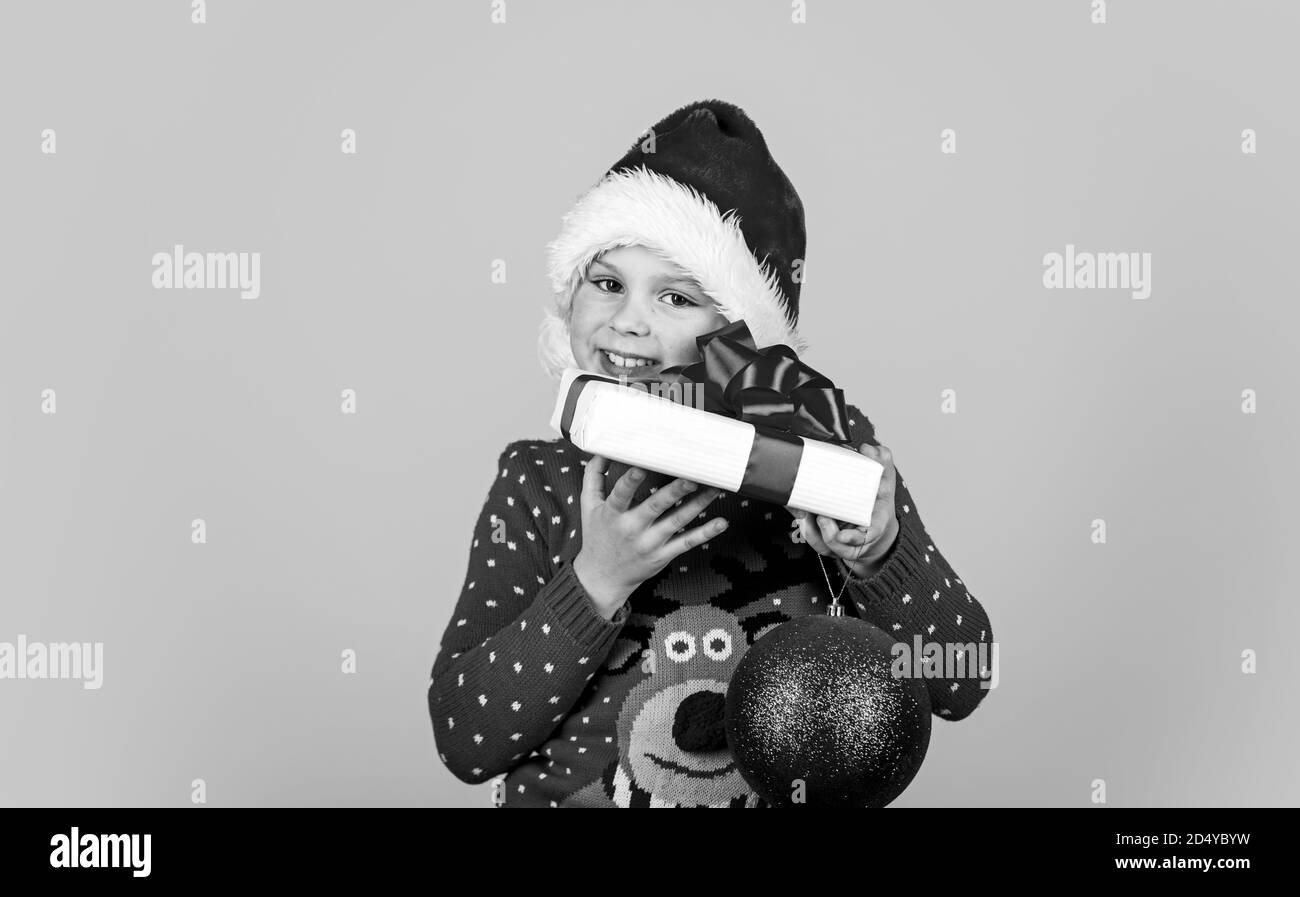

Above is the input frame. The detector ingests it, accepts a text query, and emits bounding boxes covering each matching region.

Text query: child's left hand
[787,441,899,578]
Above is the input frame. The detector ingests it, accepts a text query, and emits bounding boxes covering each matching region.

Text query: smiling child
[429,99,994,807]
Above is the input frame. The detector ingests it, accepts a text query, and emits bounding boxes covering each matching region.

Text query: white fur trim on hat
[538,165,806,381]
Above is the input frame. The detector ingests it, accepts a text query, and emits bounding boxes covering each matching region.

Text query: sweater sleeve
[428,442,631,785]
[834,406,996,722]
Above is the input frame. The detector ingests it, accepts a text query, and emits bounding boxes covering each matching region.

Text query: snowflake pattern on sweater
[428,407,994,807]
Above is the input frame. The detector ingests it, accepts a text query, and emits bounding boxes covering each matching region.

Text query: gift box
[548,320,883,527]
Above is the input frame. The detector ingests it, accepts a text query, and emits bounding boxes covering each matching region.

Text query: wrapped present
[549,320,882,527]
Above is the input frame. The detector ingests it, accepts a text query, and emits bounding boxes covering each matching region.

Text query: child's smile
[594,346,663,378]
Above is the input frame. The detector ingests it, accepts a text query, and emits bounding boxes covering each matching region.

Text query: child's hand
[573,455,728,618]
[787,441,899,578]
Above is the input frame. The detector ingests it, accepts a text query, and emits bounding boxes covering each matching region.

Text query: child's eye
[663,292,699,309]
[592,277,622,293]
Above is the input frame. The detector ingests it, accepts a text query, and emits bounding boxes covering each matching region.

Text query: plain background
[1,0,1297,807]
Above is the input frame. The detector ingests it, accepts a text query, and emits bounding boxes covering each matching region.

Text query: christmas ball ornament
[725,607,932,807]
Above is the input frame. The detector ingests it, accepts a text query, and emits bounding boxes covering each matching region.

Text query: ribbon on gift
[559,319,854,508]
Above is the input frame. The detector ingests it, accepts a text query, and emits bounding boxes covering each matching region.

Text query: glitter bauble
[724,614,932,807]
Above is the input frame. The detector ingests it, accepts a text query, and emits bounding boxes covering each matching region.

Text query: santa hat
[539,98,808,380]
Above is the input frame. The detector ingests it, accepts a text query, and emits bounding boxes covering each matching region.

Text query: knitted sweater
[428,407,994,807]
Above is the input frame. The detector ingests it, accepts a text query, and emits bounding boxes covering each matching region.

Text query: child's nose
[607,295,651,335]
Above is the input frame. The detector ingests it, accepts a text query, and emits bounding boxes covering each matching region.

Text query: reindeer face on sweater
[618,604,750,804]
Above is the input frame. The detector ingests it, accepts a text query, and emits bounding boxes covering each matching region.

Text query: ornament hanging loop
[815,553,852,617]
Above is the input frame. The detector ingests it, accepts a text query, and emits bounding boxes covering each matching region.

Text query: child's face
[570,245,730,378]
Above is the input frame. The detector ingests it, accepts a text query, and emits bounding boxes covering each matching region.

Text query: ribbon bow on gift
[656,319,853,447]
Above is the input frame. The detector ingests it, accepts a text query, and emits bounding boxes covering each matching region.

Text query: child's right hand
[572,455,728,619]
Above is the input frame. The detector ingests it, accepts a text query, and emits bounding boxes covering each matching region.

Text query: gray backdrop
[2,0,1297,808]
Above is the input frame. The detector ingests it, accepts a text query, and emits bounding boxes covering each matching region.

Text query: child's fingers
[836,527,868,546]
[815,514,842,545]
[858,441,892,466]
[818,515,873,561]
[605,465,645,514]
[650,486,723,541]
[859,442,897,498]
[811,514,852,548]
[581,454,608,508]
[800,514,831,555]
[634,476,699,524]
[661,515,730,559]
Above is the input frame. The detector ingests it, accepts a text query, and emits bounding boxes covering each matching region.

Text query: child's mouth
[597,349,662,377]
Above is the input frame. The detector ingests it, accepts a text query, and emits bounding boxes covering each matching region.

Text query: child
[429,99,994,807]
